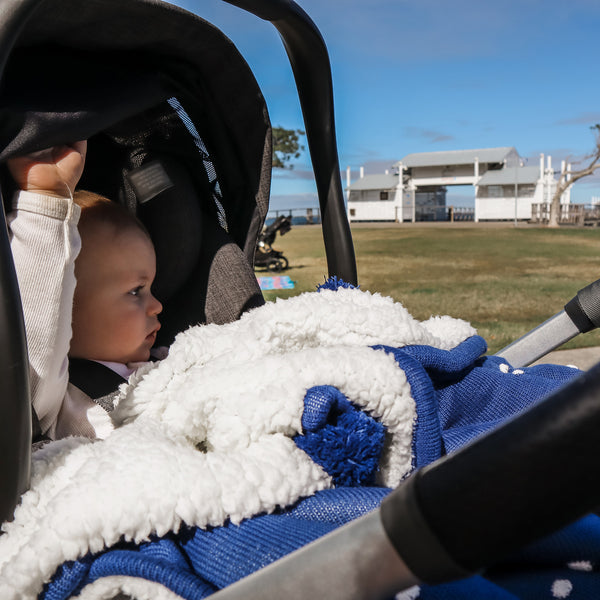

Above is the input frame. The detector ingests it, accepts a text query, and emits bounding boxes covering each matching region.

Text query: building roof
[347,173,399,191]
[478,165,541,186]
[396,147,516,168]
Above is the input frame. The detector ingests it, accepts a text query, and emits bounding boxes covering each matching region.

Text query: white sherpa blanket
[0,287,475,599]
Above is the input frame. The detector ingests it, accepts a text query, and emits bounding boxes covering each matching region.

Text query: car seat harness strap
[68,358,127,410]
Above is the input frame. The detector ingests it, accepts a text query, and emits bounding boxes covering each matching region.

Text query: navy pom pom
[317,276,359,292]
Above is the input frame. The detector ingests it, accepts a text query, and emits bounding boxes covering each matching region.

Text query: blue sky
[173,0,600,210]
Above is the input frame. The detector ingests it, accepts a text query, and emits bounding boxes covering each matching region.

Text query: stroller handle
[497,276,600,367]
[225,0,358,285]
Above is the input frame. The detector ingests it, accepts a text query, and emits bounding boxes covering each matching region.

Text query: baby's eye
[129,286,144,297]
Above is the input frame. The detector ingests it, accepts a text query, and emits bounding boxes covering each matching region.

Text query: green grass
[255,224,600,354]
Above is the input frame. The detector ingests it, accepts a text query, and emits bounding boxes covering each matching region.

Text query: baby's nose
[149,294,163,316]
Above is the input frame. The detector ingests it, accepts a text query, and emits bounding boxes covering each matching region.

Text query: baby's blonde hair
[73,190,150,241]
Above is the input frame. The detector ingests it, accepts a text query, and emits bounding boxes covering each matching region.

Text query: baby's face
[70,226,162,364]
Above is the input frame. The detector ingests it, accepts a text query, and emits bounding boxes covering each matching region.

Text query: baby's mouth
[146,325,160,342]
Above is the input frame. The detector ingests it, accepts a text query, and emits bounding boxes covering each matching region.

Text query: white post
[560,160,566,206]
[360,166,364,179]
[396,162,404,223]
[539,153,545,218]
[345,166,351,219]
[560,160,568,221]
[514,162,518,226]
[346,166,351,201]
[565,163,572,204]
[473,157,479,223]
[547,156,552,206]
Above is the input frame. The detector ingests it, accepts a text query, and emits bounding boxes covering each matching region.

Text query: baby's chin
[126,349,152,365]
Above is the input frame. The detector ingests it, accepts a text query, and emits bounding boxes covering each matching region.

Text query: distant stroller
[255,215,292,272]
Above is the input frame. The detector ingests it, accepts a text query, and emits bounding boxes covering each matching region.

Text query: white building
[346,147,571,222]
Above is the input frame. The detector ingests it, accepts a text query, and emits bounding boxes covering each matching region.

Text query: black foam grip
[564,296,595,333]
[577,279,600,328]
[564,278,600,333]
[381,473,472,584]
[381,364,600,581]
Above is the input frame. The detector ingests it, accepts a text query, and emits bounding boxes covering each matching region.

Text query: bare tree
[548,124,600,227]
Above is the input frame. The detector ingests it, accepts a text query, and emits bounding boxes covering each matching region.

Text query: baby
[8,142,162,440]
[70,191,162,369]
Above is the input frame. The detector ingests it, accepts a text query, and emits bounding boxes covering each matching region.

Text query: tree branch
[548,124,600,227]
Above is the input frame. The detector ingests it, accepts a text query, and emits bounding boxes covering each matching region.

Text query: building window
[380,191,389,200]
[518,184,536,198]
[488,185,503,198]
[349,208,356,216]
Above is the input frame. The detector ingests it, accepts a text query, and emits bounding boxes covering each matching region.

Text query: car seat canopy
[0,0,272,339]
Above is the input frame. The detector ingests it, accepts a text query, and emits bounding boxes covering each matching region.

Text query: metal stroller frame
[1,1,600,598]
[497,277,600,368]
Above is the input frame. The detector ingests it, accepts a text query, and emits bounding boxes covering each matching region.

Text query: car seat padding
[131,157,204,304]
[156,216,265,346]
[0,45,172,163]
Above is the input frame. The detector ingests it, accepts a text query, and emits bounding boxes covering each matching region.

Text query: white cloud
[404,127,455,144]
[556,113,600,126]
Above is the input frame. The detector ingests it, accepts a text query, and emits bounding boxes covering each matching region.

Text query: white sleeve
[7,190,81,436]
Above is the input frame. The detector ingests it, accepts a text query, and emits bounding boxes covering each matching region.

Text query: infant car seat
[0,0,356,521]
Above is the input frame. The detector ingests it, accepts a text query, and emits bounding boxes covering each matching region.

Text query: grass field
[255,223,600,354]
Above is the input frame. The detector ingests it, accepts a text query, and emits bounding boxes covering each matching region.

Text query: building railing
[266,207,322,225]
[447,206,475,222]
[530,203,600,226]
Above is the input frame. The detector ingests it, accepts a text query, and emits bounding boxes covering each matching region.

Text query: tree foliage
[548,124,600,227]
[272,126,305,169]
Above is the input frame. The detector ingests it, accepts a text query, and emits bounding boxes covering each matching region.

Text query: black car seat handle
[0,0,48,525]
[224,0,357,285]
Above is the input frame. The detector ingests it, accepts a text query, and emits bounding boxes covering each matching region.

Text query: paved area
[531,346,600,370]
